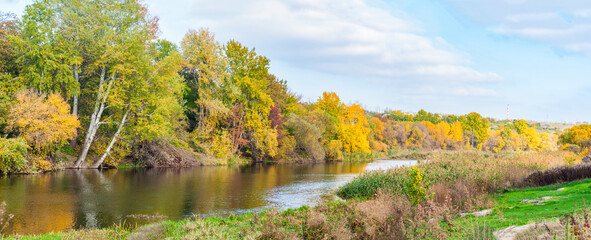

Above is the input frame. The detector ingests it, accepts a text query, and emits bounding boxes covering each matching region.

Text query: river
[0,160,416,235]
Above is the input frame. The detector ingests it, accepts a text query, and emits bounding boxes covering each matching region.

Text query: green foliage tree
[461,112,489,149]
[284,115,325,161]
[0,12,22,134]
[16,0,165,168]
[225,40,277,160]
[0,137,28,174]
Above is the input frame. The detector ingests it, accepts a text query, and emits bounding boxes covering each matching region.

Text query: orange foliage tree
[7,90,79,152]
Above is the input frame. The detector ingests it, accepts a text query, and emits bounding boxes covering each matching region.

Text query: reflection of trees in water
[0,161,374,235]
[0,172,76,234]
[73,169,116,229]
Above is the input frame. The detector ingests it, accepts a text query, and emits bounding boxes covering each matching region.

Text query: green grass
[336,168,408,200]
[455,178,591,232]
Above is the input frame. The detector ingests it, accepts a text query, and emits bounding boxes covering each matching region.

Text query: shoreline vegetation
[5,151,591,239]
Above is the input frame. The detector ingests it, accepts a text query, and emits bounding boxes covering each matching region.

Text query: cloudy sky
[2,0,591,122]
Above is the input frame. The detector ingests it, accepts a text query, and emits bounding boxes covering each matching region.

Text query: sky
[1,0,590,123]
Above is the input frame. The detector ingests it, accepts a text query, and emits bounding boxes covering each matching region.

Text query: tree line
[0,0,582,174]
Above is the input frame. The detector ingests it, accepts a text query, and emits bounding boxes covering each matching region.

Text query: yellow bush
[8,90,79,153]
[276,136,297,161]
[32,155,53,172]
[325,140,344,160]
[370,140,388,153]
[210,132,234,160]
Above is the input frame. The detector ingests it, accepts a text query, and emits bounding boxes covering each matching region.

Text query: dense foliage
[0,1,579,174]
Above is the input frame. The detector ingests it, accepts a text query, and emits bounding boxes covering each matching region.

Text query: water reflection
[0,160,415,235]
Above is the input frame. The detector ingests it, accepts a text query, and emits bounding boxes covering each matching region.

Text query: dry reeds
[0,201,13,236]
[522,164,591,187]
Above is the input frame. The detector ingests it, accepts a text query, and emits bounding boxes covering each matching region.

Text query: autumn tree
[225,40,277,160]
[93,40,186,168]
[338,104,370,154]
[315,92,345,141]
[461,112,489,149]
[406,125,426,149]
[448,121,464,148]
[284,115,325,161]
[180,29,235,159]
[21,0,166,168]
[0,12,22,134]
[560,124,591,153]
[7,90,79,153]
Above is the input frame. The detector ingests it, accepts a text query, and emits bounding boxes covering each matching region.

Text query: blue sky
[2,0,590,122]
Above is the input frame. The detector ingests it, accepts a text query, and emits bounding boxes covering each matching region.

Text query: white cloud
[446,0,591,55]
[451,87,498,97]
[505,13,557,23]
[172,0,501,83]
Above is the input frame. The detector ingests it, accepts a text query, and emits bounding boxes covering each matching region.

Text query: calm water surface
[0,160,415,235]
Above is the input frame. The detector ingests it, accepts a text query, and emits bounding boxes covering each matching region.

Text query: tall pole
[507,104,510,121]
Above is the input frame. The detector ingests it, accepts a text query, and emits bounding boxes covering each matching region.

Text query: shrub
[0,137,28,174]
[336,168,408,200]
[130,140,201,167]
[564,151,578,166]
[7,90,79,153]
[324,140,343,160]
[284,115,325,161]
[31,155,52,172]
[521,164,591,187]
[405,166,429,206]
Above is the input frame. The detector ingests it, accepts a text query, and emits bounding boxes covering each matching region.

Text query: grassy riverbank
[456,178,591,229]
[3,150,587,239]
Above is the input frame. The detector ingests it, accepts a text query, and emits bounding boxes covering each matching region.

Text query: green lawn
[456,178,591,232]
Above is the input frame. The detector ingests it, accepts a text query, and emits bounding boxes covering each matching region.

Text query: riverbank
[2,150,582,239]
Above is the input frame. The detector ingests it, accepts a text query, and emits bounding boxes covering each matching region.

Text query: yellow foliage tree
[559,124,591,153]
[316,92,345,118]
[423,121,451,149]
[370,117,384,141]
[449,121,463,142]
[522,127,542,151]
[406,126,426,149]
[338,104,370,154]
[8,90,79,152]
[539,132,557,151]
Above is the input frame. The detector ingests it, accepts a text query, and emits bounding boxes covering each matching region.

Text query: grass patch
[454,178,591,235]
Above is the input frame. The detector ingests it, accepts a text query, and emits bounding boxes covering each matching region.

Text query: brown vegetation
[129,140,203,168]
[521,163,591,187]
[0,201,13,236]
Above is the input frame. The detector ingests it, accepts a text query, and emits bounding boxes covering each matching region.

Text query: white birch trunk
[92,109,129,169]
[73,67,114,168]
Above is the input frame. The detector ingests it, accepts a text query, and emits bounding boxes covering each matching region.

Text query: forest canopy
[0,1,582,174]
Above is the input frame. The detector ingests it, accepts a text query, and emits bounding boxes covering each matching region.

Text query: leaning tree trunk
[72,67,114,168]
[91,109,129,169]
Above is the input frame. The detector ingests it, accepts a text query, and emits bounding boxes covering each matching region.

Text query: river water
[0,160,415,235]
